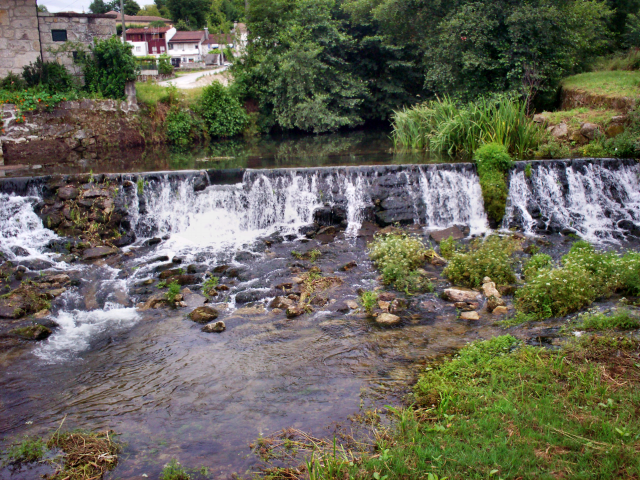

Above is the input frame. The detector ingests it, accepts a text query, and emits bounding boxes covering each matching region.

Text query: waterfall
[504,159,640,242]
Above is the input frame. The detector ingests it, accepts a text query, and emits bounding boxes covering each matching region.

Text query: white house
[167,30,207,64]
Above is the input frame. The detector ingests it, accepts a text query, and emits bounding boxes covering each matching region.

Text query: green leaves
[197,82,248,138]
[82,36,138,100]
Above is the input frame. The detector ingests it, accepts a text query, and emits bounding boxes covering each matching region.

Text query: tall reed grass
[391,96,541,158]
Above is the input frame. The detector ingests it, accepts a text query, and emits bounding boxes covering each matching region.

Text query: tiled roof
[169,31,205,43]
[126,26,172,34]
[204,34,233,45]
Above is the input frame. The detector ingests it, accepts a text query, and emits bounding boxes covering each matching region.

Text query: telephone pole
[120,0,126,43]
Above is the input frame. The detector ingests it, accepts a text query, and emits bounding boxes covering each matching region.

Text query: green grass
[391,95,541,158]
[160,459,191,480]
[541,107,619,129]
[4,437,46,464]
[562,71,640,98]
[306,335,640,479]
[572,310,640,332]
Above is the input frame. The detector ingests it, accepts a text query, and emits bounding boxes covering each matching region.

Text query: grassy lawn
[541,107,619,128]
[136,81,205,109]
[562,71,640,98]
[299,332,640,480]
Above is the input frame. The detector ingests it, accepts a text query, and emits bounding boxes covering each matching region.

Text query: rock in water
[270,296,293,309]
[460,311,480,321]
[82,246,118,260]
[492,306,509,315]
[430,225,465,243]
[443,288,480,303]
[376,313,401,325]
[481,277,501,299]
[201,321,226,333]
[189,306,220,324]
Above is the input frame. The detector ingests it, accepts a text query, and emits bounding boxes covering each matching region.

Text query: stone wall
[1,99,145,165]
[0,0,40,78]
[39,13,116,78]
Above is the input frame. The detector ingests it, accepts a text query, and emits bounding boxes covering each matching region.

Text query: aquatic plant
[359,290,379,315]
[165,281,181,303]
[443,235,519,288]
[160,459,191,480]
[438,236,459,260]
[474,142,513,224]
[368,233,434,294]
[4,437,46,464]
[522,253,553,281]
[391,96,540,158]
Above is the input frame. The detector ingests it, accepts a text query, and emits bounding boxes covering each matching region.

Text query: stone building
[0,0,117,79]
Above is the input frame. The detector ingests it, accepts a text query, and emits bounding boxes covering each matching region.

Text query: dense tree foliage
[234,0,619,133]
[166,0,211,29]
[89,0,140,15]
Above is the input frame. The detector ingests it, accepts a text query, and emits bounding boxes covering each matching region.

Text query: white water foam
[505,161,640,242]
[34,304,140,363]
[0,193,59,261]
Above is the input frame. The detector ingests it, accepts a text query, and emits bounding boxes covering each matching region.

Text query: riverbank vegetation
[271,333,640,479]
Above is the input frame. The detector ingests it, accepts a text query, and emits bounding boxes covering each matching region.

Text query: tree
[138,4,162,16]
[154,0,171,18]
[88,0,109,14]
[37,4,49,12]
[166,0,209,28]
[81,36,138,99]
[107,0,141,15]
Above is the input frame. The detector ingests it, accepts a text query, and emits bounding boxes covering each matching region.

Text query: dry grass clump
[46,430,120,480]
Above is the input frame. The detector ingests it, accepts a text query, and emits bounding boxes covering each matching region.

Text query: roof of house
[203,34,233,45]
[169,31,205,43]
[126,26,172,34]
[106,11,172,23]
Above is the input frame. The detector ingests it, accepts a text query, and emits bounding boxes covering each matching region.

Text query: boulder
[189,306,220,323]
[82,246,118,260]
[605,124,625,138]
[547,123,568,139]
[270,296,293,309]
[11,246,30,257]
[345,300,359,310]
[11,325,52,340]
[532,114,548,126]
[430,225,465,243]
[378,300,391,312]
[376,313,401,326]
[201,321,226,333]
[443,288,480,303]
[58,186,79,200]
[570,132,589,146]
[492,306,509,315]
[286,306,306,318]
[481,277,501,299]
[460,311,480,320]
[579,122,600,140]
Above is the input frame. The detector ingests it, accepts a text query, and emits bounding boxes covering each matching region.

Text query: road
[158,66,230,89]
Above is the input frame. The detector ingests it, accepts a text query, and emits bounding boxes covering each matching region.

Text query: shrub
[439,235,459,260]
[515,242,640,320]
[22,58,75,93]
[6,437,46,464]
[360,290,378,315]
[522,253,553,281]
[474,142,514,175]
[202,276,219,296]
[580,310,640,331]
[0,72,26,91]
[160,459,190,480]
[534,137,571,159]
[197,81,248,138]
[165,107,202,145]
[165,281,181,303]
[82,36,138,99]
[158,54,174,75]
[368,233,434,293]
[443,235,519,288]
[606,130,640,157]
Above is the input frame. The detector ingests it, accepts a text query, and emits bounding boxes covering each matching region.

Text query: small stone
[178,301,187,307]
[376,313,401,326]
[341,261,358,271]
[454,302,467,309]
[201,321,226,333]
[487,295,506,312]
[430,225,465,243]
[492,306,509,315]
[188,306,220,324]
[275,282,293,290]
[272,308,283,314]
[389,298,407,314]
[143,279,154,285]
[216,285,230,291]
[345,300,359,310]
[443,288,480,303]
[378,292,396,302]
[460,311,480,320]
[292,277,304,284]
[378,300,390,312]
[533,114,548,126]
[270,296,293,309]
[47,288,66,297]
[481,280,501,299]
[286,306,306,318]
[34,309,50,319]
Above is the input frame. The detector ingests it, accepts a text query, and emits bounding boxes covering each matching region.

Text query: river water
[1,131,639,479]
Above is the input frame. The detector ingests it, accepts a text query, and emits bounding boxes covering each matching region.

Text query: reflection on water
[4,130,455,177]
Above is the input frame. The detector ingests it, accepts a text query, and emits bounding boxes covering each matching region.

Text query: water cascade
[504,158,640,242]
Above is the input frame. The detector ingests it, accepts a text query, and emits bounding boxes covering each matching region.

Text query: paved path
[158,66,230,89]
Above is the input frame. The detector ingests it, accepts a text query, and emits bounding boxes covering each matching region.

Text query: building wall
[0,0,40,78]
[39,13,116,77]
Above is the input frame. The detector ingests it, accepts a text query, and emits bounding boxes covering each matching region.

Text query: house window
[136,46,141,52]
[51,30,67,42]
[160,46,164,52]
[169,44,173,50]
[152,46,157,53]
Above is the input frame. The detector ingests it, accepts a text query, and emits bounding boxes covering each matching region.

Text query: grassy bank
[302,333,640,479]
[562,71,640,98]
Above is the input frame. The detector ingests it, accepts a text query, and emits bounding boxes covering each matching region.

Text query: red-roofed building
[106,11,172,26]
[125,25,176,56]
